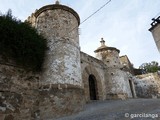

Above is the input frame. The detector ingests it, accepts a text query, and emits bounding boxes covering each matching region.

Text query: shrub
[139,61,160,74]
[0,10,47,71]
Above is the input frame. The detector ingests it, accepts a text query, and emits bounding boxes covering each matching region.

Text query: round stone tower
[27,1,84,119]
[95,38,128,100]
[35,2,82,86]
[94,38,121,68]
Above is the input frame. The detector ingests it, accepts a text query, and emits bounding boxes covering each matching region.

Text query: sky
[0,0,160,68]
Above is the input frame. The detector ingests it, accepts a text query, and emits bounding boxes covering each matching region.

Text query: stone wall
[80,52,106,102]
[80,52,136,101]
[0,63,39,120]
[119,55,134,75]
[38,84,84,120]
[2,2,158,120]
[105,69,135,99]
[92,40,136,100]
[134,73,160,98]
[1,3,85,120]
[0,63,85,120]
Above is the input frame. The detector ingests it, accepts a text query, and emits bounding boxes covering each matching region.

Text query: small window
[111,72,114,75]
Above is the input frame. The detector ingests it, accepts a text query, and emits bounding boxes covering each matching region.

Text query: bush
[0,10,47,71]
[139,61,160,74]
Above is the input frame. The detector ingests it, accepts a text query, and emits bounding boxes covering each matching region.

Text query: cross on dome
[100,38,106,46]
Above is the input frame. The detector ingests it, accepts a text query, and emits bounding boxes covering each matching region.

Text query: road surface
[56,99,160,120]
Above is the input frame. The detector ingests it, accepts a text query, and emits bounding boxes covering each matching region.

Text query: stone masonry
[0,2,160,120]
[31,2,85,120]
[1,2,85,120]
[134,73,160,98]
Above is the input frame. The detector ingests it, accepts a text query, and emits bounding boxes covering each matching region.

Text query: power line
[80,0,111,25]
[67,0,112,36]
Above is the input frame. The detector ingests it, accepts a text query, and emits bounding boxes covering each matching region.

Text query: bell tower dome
[94,38,121,68]
[94,38,129,100]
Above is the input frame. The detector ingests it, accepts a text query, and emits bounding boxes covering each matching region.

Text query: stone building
[0,2,84,120]
[120,55,134,75]
[149,16,160,52]
[0,2,160,120]
[81,38,136,101]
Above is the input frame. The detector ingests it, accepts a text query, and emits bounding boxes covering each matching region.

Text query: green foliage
[139,61,160,74]
[0,10,47,71]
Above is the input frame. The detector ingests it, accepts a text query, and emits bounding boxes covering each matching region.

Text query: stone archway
[82,65,103,102]
[89,74,98,100]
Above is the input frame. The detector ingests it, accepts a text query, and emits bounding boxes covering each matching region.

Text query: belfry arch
[82,65,103,102]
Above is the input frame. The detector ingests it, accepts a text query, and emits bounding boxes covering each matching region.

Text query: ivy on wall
[0,10,47,72]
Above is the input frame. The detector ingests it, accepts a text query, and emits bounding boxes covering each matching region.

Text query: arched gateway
[89,75,98,100]
[82,65,103,102]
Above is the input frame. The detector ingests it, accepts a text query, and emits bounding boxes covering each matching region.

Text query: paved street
[56,99,160,120]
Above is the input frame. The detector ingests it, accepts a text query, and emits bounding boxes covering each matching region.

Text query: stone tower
[94,38,130,99]
[27,1,84,119]
[94,38,121,68]
[149,16,160,53]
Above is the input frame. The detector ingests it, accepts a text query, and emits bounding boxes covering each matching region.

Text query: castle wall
[105,69,135,99]
[38,84,84,119]
[0,4,85,120]
[134,73,160,98]
[80,52,136,101]
[2,2,159,120]
[0,63,84,120]
[94,42,135,100]
[80,52,106,102]
[0,64,40,120]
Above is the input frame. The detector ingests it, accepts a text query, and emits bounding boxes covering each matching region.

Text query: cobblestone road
[56,99,160,120]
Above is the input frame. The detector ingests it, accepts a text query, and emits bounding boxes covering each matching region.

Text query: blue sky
[0,0,160,68]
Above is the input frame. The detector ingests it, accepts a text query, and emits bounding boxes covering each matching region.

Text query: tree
[139,61,160,74]
[0,10,47,71]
